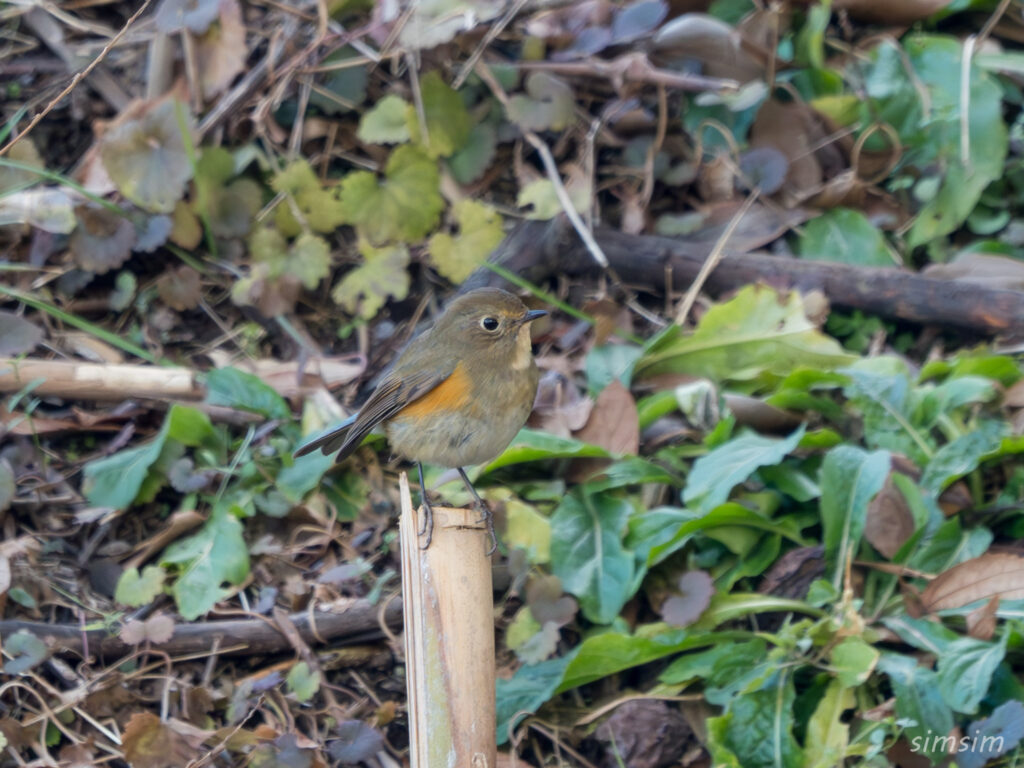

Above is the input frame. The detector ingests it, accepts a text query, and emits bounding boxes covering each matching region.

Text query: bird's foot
[471,497,498,556]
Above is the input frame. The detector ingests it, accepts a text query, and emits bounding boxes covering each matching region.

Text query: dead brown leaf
[121,712,205,768]
[921,553,1024,612]
[1005,378,1024,408]
[923,252,1024,290]
[157,265,203,311]
[575,379,639,455]
[833,0,951,24]
[196,0,247,100]
[759,545,824,599]
[750,100,823,201]
[120,614,176,646]
[966,595,999,641]
[864,473,915,559]
[530,369,593,438]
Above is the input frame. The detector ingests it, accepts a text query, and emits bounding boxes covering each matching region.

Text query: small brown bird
[295,287,546,551]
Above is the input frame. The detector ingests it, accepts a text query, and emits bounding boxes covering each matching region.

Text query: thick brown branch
[477,220,1024,336]
[0,598,403,659]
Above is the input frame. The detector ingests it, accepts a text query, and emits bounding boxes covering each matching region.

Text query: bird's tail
[293,414,358,459]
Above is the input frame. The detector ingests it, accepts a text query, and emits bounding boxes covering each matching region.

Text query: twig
[0,599,404,658]
[674,189,760,325]
[0,0,152,157]
[452,0,528,89]
[514,53,739,93]
[474,61,609,269]
[960,35,975,170]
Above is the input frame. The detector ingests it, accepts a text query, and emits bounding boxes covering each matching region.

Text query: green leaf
[633,503,808,567]
[505,497,551,564]
[2,630,48,675]
[803,679,854,768]
[0,459,14,513]
[115,565,166,607]
[271,158,346,235]
[936,634,1006,714]
[559,627,745,692]
[877,653,953,761]
[903,36,1008,247]
[709,672,803,768]
[693,593,825,629]
[331,241,410,319]
[357,94,411,144]
[166,404,222,451]
[659,638,766,685]
[82,419,172,509]
[427,199,504,283]
[516,177,591,220]
[496,654,574,745]
[483,428,610,472]
[507,73,574,131]
[819,445,890,587]
[797,208,896,266]
[407,71,471,157]
[586,344,642,395]
[636,285,855,382]
[920,420,1007,493]
[684,425,806,513]
[339,145,443,243]
[287,661,321,703]
[842,362,934,465]
[162,507,250,620]
[447,122,497,185]
[277,448,337,504]
[205,366,290,419]
[831,637,879,688]
[289,233,332,290]
[99,99,195,213]
[550,489,635,624]
[506,607,542,651]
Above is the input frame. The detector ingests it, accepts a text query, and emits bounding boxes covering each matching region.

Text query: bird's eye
[480,316,499,331]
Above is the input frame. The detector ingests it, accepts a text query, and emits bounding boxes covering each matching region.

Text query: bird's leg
[416,461,434,549]
[457,467,497,555]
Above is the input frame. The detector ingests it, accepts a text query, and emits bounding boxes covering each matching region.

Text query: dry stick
[673,188,760,325]
[0,0,152,157]
[515,53,739,94]
[0,599,404,658]
[0,358,202,401]
[452,0,529,89]
[399,472,497,768]
[473,60,609,269]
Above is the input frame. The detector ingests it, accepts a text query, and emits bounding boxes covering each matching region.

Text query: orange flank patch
[397,362,473,422]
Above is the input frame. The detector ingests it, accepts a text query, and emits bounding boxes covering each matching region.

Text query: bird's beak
[521,309,548,325]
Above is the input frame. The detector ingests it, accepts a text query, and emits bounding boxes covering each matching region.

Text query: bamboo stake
[399,472,497,768]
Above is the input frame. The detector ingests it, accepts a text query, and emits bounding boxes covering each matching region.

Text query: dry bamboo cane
[399,471,497,768]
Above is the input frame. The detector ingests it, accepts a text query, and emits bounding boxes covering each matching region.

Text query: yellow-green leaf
[331,241,410,318]
[272,158,346,235]
[428,199,504,282]
[407,70,471,158]
[338,145,442,244]
[358,94,411,144]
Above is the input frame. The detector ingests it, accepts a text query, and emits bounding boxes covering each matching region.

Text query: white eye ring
[480,316,499,331]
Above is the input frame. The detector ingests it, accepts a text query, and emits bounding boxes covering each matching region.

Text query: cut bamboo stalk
[399,471,497,768]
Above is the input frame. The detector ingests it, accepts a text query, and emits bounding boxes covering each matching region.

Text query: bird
[294,287,547,552]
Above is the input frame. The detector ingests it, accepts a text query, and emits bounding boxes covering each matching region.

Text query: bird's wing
[292,363,454,461]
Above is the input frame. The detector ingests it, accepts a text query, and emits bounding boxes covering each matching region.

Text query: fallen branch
[0,358,202,401]
[0,598,403,659]
[476,220,1024,336]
